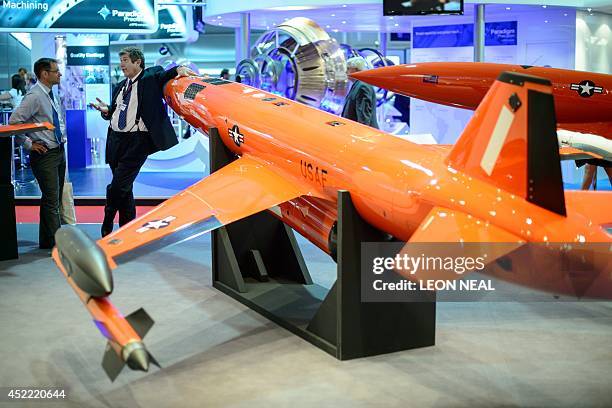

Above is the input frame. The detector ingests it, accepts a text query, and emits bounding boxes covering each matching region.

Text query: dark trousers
[30,146,65,248]
[104,130,152,230]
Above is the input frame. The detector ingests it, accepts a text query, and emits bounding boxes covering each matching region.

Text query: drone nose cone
[126,347,150,372]
[55,226,113,297]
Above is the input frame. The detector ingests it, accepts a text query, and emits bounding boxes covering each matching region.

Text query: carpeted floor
[0,223,611,408]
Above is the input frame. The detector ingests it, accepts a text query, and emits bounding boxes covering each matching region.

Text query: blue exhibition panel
[66,110,90,169]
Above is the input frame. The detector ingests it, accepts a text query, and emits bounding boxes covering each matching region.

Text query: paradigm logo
[98,5,110,20]
[160,22,180,34]
[98,4,148,24]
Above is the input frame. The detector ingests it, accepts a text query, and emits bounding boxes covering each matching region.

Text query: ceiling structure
[204,3,590,32]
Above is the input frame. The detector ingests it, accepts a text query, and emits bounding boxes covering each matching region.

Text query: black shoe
[101,224,114,237]
[119,208,136,227]
[101,209,116,237]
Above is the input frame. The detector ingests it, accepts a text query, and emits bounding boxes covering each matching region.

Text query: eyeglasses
[45,69,60,73]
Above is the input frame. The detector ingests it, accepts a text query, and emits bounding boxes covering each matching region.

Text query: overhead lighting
[587,8,592,12]
[394,23,399,27]
[331,13,335,17]
[11,33,31,49]
[542,5,547,8]
[341,20,346,24]
[267,6,317,11]
[332,29,339,32]
[506,7,511,10]
[342,4,347,7]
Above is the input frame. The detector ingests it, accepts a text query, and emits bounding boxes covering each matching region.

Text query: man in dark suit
[342,57,379,129]
[90,47,196,236]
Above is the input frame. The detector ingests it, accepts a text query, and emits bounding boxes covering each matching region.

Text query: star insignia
[570,80,604,98]
[136,216,176,233]
[228,125,245,147]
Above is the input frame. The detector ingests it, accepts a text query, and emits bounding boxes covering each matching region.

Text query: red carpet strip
[16,206,156,223]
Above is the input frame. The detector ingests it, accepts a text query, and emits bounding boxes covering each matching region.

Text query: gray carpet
[0,224,611,408]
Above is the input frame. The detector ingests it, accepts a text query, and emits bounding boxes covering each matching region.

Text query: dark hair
[119,47,145,69]
[18,67,27,75]
[33,58,58,79]
[220,68,229,77]
[11,74,26,95]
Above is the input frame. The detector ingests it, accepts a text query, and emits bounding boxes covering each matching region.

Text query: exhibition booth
[0,1,611,407]
[2,0,610,198]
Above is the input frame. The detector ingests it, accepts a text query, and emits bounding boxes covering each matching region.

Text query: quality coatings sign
[0,0,157,33]
[67,46,109,66]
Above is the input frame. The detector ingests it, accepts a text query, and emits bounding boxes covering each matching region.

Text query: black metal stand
[0,136,18,260]
[210,127,436,359]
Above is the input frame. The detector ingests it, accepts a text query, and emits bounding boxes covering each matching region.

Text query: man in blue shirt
[10,58,66,249]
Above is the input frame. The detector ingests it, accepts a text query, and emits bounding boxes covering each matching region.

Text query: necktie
[118,80,133,130]
[48,90,62,145]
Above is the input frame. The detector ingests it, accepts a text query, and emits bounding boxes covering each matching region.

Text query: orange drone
[52,71,611,380]
[351,61,612,139]
[0,122,54,136]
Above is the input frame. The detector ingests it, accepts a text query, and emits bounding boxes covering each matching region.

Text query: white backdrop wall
[573,10,611,186]
[410,7,577,145]
[576,11,611,74]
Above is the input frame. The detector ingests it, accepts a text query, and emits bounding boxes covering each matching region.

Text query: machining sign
[0,0,157,33]
[570,80,604,98]
[136,216,176,233]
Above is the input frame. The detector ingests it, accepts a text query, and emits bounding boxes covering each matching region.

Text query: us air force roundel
[229,125,245,147]
[570,80,604,98]
[137,216,177,233]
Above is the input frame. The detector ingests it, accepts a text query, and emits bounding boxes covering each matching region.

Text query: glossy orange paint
[52,248,144,359]
[351,62,612,137]
[0,121,54,136]
[163,75,610,245]
[52,71,612,380]
[274,196,338,256]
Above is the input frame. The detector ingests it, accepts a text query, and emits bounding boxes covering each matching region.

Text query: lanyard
[122,70,142,94]
[38,82,61,115]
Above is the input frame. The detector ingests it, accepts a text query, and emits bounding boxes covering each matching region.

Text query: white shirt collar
[37,81,51,94]
[128,69,143,84]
